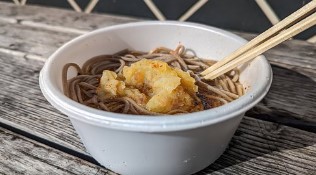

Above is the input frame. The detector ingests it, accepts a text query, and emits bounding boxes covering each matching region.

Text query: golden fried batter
[98,59,202,113]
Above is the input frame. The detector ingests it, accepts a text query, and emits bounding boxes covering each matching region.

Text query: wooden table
[0,2,315,174]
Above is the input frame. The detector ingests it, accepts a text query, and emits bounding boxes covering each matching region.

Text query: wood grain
[0,1,138,33]
[0,51,86,153]
[248,65,316,130]
[0,1,315,75]
[1,47,315,142]
[237,32,316,75]
[0,2,316,174]
[2,113,315,175]
[0,20,77,59]
[199,117,316,175]
[0,50,316,174]
[0,127,112,175]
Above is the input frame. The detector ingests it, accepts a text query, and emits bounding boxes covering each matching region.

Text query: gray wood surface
[0,126,111,175]
[0,20,77,59]
[202,117,316,175]
[1,2,314,74]
[237,32,316,81]
[0,2,138,33]
[1,2,316,125]
[0,1,316,174]
[1,1,316,75]
[0,51,86,153]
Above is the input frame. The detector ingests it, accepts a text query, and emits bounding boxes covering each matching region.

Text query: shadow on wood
[196,65,316,174]
[199,117,316,174]
[247,65,316,133]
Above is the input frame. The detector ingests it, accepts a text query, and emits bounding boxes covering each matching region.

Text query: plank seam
[21,20,89,35]
[0,121,99,166]
[0,16,88,35]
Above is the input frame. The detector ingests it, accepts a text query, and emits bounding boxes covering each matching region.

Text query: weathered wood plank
[240,32,316,127]
[0,1,315,75]
[0,2,139,33]
[0,51,86,153]
[1,7,315,127]
[0,2,315,174]
[0,127,111,175]
[247,65,316,130]
[0,20,77,59]
[0,50,316,174]
[236,32,316,74]
[199,117,316,175]
[238,32,316,60]
[1,46,315,141]
[2,115,316,175]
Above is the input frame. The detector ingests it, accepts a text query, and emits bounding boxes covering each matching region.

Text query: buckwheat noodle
[62,45,244,115]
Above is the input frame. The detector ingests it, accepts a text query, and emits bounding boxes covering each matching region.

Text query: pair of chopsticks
[201,1,316,80]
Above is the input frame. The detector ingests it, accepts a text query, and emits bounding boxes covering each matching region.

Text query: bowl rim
[39,21,272,132]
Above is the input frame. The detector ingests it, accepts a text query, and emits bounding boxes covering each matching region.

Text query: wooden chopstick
[201,1,316,79]
[204,12,316,80]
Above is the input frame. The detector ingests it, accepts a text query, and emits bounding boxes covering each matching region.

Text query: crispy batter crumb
[98,59,203,113]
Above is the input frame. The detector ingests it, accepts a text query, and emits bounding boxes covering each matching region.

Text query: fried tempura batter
[98,59,203,113]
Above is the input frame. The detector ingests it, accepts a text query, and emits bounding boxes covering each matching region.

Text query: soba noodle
[62,45,244,115]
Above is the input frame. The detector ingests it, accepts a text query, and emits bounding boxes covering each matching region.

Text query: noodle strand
[62,45,244,115]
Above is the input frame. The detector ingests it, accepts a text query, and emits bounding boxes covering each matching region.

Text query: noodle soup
[40,21,272,175]
[62,45,244,115]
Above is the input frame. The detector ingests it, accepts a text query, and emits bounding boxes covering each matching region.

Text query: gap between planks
[1,116,316,175]
[3,2,315,174]
[0,126,112,175]
[0,16,89,35]
[1,3,316,74]
[0,42,316,174]
[1,15,316,75]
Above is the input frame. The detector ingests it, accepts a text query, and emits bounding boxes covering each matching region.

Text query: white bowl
[39,21,272,175]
